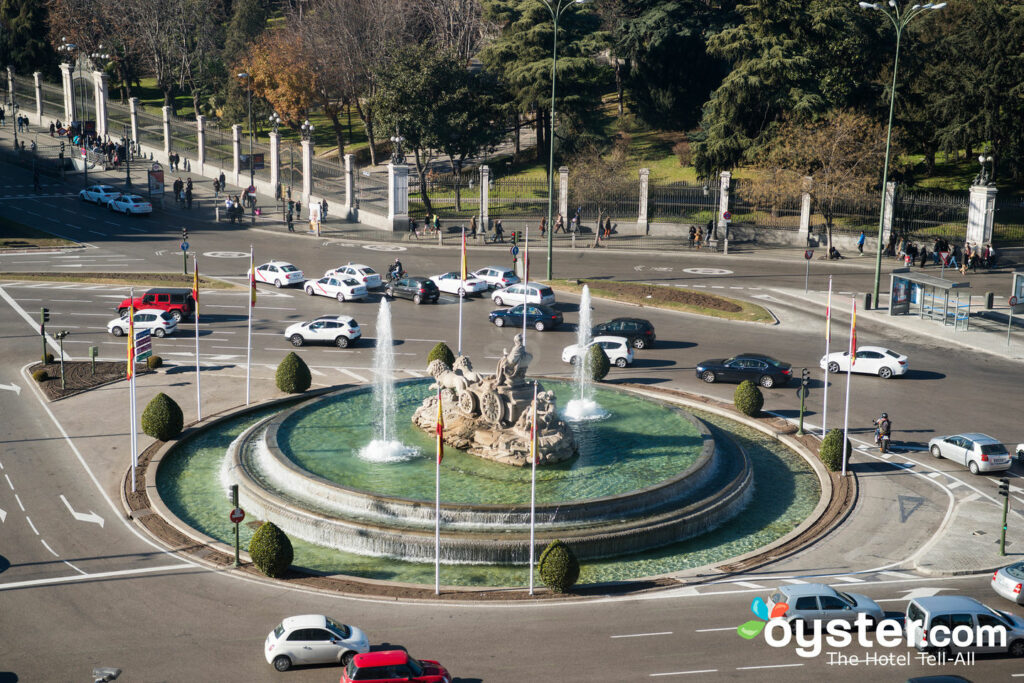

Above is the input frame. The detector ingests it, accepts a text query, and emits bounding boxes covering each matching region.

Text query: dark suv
[385,276,440,304]
[117,288,195,321]
[592,317,656,349]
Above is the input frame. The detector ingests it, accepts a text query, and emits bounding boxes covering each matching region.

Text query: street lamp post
[860,0,946,309]
[10,99,19,149]
[540,0,588,281]
[123,123,132,187]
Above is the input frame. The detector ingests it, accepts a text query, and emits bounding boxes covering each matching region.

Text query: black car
[695,353,792,388]
[385,276,440,304]
[489,304,563,331]
[592,317,656,349]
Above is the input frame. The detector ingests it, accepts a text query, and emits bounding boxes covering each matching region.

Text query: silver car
[992,562,1024,605]
[766,583,885,628]
[928,432,1011,474]
[264,614,369,672]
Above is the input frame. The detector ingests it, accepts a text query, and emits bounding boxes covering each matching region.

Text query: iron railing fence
[648,180,719,224]
[40,82,64,120]
[279,141,303,198]
[135,109,164,151]
[891,188,968,240]
[356,169,388,216]
[12,75,34,110]
[107,100,132,138]
[69,75,96,124]
[168,115,198,161]
[408,171,481,219]
[485,177,552,219]
[993,200,1024,246]
[730,180,803,231]
[808,196,881,235]
[203,122,232,170]
[567,175,640,230]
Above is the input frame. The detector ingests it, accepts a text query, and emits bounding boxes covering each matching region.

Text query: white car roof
[262,260,296,267]
[281,614,328,631]
[591,336,629,345]
[130,308,168,317]
[479,265,512,271]
[310,315,356,324]
[341,263,373,270]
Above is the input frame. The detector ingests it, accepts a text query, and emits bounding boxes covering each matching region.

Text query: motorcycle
[386,268,406,284]
[873,417,891,454]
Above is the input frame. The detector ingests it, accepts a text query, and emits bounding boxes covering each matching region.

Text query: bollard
[985,292,994,310]
[865,292,872,310]
[215,206,219,222]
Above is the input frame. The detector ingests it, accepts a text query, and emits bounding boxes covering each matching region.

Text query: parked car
[263,614,369,672]
[489,303,563,331]
[591,318,656,349]
[107,308,177,337]
[992,562,1024,605]
[116,288,195,322]
[386,276,440,304]
[906,595,1024,656]
[326,263,382,289]
[696,353,792,388]
[820,345,908,379]
[928,432,1012,474]
[106,194,152,215]
[79,184,121,204]
[472,266,520,290]
[430,271,489,296]
[562,336,634,368]
[284,315,361,348]
[491,282,555,307]
[766,583,885,629]
[341,650,451,683]
[304,275,367,302]
[254,261,305,288]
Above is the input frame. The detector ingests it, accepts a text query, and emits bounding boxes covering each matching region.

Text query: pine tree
[0,0,57,74]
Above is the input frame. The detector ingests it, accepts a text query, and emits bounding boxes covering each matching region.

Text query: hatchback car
[107,308,177,337]
[928,432,1011,474]
[341,650,451,683]
[254,261,305,288]
[696,353,792,388]
[107,194,152,215]
[820,345,908,379]
[592,318,656,349]
[386,276,440,304]
[766,583,885,629]
[906,595,1024,656]
[992,562,1024,605]
[263,614,369,672]
[305,275,367,302]
[326,263,382,289]
[562,336,634,368]
[430,271,489,296]
[489,303,563,331]
[491,282,555,307]
[80,184,121,204]
[472,266,520,290]
[284,315,361,348]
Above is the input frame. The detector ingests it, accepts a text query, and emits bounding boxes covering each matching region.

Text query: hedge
[249,521,294,578]
[276,352,311,394]
[820,428,852,472]
[141,392,184,441]
[538,539,580,593]
[584,343,610,381]
[146,355,163,369]
[427,342,455,369]
[734,380,764,416]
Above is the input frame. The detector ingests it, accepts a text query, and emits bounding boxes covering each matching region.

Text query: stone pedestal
[388,162,409,231]
[161,105,171,157]
[558,166,569,222]
[268,131,280,198]
[479,165,490,233]
[59,63,75,122]
[92,71,109,138]
[967,183,997,246]
[300,139,313,205]
[881,181,896,244]
[5,66,12,107]
[196,115,206,169]
[636,167,650,235]
[33,72,42,122]
[129,97,139,147]
[718,171,732,249]
[798,176,812,243]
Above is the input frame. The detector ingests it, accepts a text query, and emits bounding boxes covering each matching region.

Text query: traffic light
[801,367,810,386]
[41,307,50,323]
[182,227,188,241]
[1000,478,1010,498]
[511,231,518,245]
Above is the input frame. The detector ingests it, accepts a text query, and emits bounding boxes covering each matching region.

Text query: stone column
[196,115,206,170]
[6,66,13,107]
[232,124,242,184]
[718,171,732,252]
[881,181,896,244]
[479,165,490,233]
[161,105,171,158]
[92,70,109,138]
[268,130,280,198]
[59,63,75,122]
[300,139,313,205]
[798,176,813,244]
[128,97,139,147]
[967,183,997,246]
[33,72,42,123]
[636,167,650,235]
[388,162,410,232]
[558,166,569,222]
[343,153,354,218]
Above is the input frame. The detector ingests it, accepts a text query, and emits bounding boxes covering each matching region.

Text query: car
[592,318,656,349]
[491,282,555,307]
[79,184,121,204]
[696,353,792,388]
[562,336,634,368]
[263,614,369,672]
[820,345,908,379]
[107,308,177,337]
[489,303,563,331]
[992,562,1024,604]
[304,275,367,302]
[928,432,1012,474]
[116,288,195,322]
[284,315,361,348]
[906,595,1024,656]
[430,271,489,296]
[471,266,520,290]
[326,263,382,289]
[254,261,305,288]
[341,650,451,683]
[385,276,440,304]
[766,583,885,629]
[106,194,152,215]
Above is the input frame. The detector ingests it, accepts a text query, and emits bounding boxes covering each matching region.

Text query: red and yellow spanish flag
[192,258,200,317]
[436,387,444,464]
[249,261,257,308]
[850,300,857,365]
[460,228,468,281]
[126,301,135,380]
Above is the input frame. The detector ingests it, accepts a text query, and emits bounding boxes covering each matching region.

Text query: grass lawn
[0,272,237,288]
[0,216,78,249]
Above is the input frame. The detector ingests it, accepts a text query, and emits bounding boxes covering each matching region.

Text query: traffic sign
[796,386,810,399]
[151,163,161,171]
[1011,296,1019,307]
[804,249,814,260]
[229,507,245,524]
[134,329,152,361]
[181,241,189,251]
[511,245,520,256]
[722,210,732,221]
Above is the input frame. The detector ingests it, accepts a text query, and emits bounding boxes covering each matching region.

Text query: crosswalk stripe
[404,369,424,377]
[877,570,913,579]
[832,575,865,583]
[781,578,808,584]
[338,368,368,383]
[729,581,764,589]
[946,480,964,490]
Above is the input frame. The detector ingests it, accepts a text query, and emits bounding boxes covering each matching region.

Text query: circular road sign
[511,245,520,256]
[181,241,189,251]
[229,507,245,524]
[722,210,732,221]
[203,251,249,259]
[682,267,733,275]
[362,244,407,252]
[1011,296,1019,307]
[805,249,814,260]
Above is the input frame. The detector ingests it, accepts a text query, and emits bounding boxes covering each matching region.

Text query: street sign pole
[231,484,240,567]
[797,368,810,436]
[1000,478,1010,555]
[804,249,814,293]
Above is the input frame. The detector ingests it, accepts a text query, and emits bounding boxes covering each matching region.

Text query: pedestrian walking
[569,214,578,234]
[49,121,55,137]
[0,106,5,126]
[295,200,301,221]
[603,216,612,239]
[213,178,220,198]
[688,225,696,248]
[218,172,226,194]
[554,213,564,233]
[494,219,505,243]
[321,198,328,222]
[695,226,704,250]
[470,215,478,239]
[287,209,295,232]
[539,217,547,237]
[919,246,929,268]
[185,179,193,209]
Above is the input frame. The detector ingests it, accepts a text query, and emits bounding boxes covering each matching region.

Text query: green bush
[819,428,852,472]
[733,380,764,416]
[275,352,311,394]
[584,343,610,381]
[427,342,455,369]
[249,521,294,578]
[42,353,54,364]
[141,392,184,441]
[32,369,48,382]
[146,355,163,369]
[537,539,580,593]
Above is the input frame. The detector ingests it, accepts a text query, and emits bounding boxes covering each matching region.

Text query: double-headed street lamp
[237,72,255,188]
[541,0,589,281]
[860,0,946,308]
[9,98,19,149]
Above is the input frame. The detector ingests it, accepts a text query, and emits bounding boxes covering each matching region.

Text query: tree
[1,0,58,75]
[141,392,184,441]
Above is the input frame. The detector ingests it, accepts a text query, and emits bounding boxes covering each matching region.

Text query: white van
[906,596,1024,656]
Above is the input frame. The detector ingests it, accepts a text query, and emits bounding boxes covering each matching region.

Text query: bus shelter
[888,268,972,330]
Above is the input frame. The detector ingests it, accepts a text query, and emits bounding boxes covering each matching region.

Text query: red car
[116,288,195,322]
[340,650,451,683]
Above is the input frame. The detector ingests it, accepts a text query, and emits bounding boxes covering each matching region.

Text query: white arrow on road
[59,495,104,527]
[0,383,21,395]
[0,507,6,523]
[154,249,166,256]
[875,587,950,603]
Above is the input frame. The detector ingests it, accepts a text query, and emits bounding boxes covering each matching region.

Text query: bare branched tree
[411,0,486,63]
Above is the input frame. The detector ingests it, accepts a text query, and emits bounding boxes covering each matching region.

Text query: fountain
[563,285,608,422]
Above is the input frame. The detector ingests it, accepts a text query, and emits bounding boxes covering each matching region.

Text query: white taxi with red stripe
[304,275,367,302]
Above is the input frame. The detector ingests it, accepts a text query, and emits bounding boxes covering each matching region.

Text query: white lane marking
[4,473,12,489]
[961,492,982,503]
[729,581,764,589]
[0,507,5,522]
[650,670,718,677]
[338,368,368,383]
[404,369,424,377]
[26,516,39,535]
[0,287,67,358]
[308,367,326,376]
[14,493,24,511]
[736,664,803,671]
[63,561,87,575]
[610,631,672,639]
[782,578,808,584]
[928,472,941,478]
[60,494,105,527]
[832,575,865,583]
[878,570,914,579]
[0,563,190,591]
[694,627,735,633]
[41,539,59,557]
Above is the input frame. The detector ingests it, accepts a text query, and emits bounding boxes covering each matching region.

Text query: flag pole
[193,254,201,421]
[841,296,856,476]
[822,276,832,437]
[529,381,538,595]
[458,226,466,356]
[246,245,254,406]
[522,225,529,346]
[435,385,444,596]
[127,286,137,493]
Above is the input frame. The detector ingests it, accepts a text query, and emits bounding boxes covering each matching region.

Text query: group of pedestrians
[688,223,713,249]
[168,152,185,172]
[885,234,999,274]
[172,177,194,208]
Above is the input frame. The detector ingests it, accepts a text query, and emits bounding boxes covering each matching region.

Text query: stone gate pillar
[92,70,109,138]
[6,66,13,107]
[268,130,280,198]
[196,115,206,170]
[232,124,242,184]
[479,165,490,233]
[344,153,354,218]
[161,105,171,158]
[558,166,569,223]
[300,138,312,205]
[967,182,997,246]
[636,167,650,235]
[798,176,813,244]
[59,63,75,122]
[388,162,409,232]
[881,181,897,244]
[129,97,139,146]
[719,170,732,252]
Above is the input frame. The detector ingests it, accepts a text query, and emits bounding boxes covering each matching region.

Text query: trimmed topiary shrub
[146,355,163,369]
[584,343,610,381]
[42,352,54,364]
[249,521,294,578]
[820,428,852,472]
[32,369,48,382]
[427,342,455,369]
[537,539,580,593]
[141,392,184,441]
[734,380,764,416]
[275,352,311,394]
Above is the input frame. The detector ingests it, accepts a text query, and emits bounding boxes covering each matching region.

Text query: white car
[492,282,556,307]
[107,308,177,337]
[325,263,381,289]
[430,271,489,296]
[284,315,361,348]
[305,275,367,302]
[255,261,305,288]
[264,614,369,672]
[819,345,908,379]
[80,184,121,204]
[561,336,634,368]
[472,266,520,290]
[106,194,152,215]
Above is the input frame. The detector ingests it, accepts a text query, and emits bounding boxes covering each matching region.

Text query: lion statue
[427,359,469,392]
